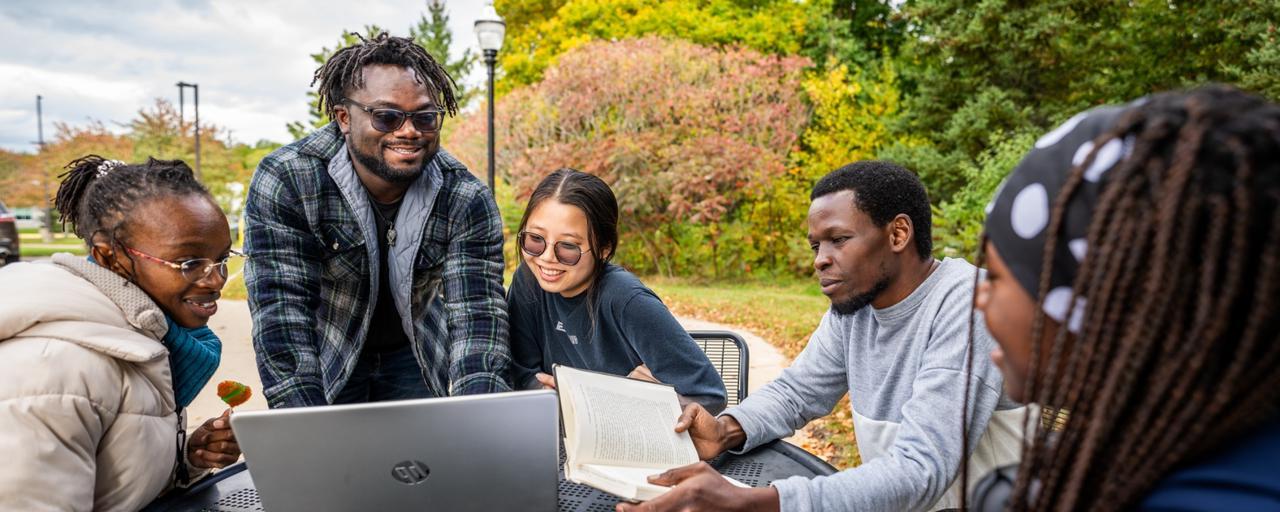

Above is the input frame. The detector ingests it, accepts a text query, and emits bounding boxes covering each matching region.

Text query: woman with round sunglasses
[0,155,241,510]
[507,169,728,413]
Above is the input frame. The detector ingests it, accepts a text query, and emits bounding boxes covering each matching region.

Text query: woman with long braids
[971,85,1280,510]
[0,155,242,510]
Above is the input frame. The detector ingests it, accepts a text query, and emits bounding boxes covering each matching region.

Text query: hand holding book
[672,403,748,460]
[554,365,747,502]
[537,364,659,391]
[615,462,781,512]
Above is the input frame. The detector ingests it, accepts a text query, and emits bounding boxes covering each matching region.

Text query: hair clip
[96,159,125,178]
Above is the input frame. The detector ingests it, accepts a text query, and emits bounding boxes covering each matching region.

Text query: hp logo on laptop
[391,460,431,485]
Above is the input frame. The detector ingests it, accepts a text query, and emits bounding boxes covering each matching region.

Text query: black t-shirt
[364,196,410,353]
[507,263,727,412]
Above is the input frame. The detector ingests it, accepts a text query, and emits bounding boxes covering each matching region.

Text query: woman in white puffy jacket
[0,155,241,511]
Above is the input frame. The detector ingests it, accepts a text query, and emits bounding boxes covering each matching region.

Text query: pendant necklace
[371,201,397,247]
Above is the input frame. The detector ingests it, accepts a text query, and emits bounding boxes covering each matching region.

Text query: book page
[580,464,669,501]
[582,386,693,467]
[558,366,698,469]
[579,464,752,502]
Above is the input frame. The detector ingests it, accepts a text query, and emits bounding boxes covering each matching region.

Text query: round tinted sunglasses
[344,98,445,133]
[518,231,592,266]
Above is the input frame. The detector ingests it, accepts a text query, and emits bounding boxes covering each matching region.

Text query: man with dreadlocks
[972,85,1280,511]
[244,33,511,408]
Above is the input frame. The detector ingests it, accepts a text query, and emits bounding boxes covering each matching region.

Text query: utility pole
[176,82,201,180]
[35,95,52,243]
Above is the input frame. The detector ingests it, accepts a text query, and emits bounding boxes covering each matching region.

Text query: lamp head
[474,2,505,53]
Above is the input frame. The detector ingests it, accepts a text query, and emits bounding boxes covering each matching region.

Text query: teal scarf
[162,315,222,408]
[85,255,221,407]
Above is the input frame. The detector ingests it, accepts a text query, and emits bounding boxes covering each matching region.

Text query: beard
[831,274,891,316]
[349,138,431,185]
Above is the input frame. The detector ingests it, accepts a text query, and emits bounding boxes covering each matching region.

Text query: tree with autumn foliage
[0,100,275,235]
[0,122,135,233]
[451,37,809,277]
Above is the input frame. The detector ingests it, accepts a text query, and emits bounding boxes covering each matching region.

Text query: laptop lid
[229,390,559,512]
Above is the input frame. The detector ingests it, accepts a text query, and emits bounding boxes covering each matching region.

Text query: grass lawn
[18,227,71,236]
[646,275,862,469]
[19,245,87,258]
[221,255,248,300]
[645,276,827,359]
[18,231,86,257]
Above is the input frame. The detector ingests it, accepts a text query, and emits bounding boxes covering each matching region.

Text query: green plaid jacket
[244,123,511,408]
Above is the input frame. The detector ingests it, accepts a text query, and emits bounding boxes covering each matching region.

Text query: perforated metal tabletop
[145,440,834,512]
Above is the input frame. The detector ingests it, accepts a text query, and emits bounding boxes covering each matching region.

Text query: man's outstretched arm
[441,186,512,394]
[244,159,328,408]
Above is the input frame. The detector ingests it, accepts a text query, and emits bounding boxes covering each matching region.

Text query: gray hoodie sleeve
[725,312,850,450]
[725,302,1008,512]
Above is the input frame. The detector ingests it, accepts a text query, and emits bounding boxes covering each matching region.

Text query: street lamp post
[35,95,53,243]
[474,2,505,197]
[176,82,201,180]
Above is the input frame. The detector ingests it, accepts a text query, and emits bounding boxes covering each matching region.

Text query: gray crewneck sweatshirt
[727,258,1026,511]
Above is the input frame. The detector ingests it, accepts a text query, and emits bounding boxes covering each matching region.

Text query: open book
[555,365,747,502]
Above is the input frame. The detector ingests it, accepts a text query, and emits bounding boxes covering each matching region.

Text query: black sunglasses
[518,231,592,266]
[344,98,445,133]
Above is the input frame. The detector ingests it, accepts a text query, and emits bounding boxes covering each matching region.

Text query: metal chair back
[689,330,750,406]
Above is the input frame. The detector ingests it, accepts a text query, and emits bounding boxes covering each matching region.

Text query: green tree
[877,0,1280,258]
[286,26,388,140]
[286,2,483,141]
[494,0,810,93]
[930,130,1037,259]
[897,0,1280,171]
[1220,2,1280,99]
[800,0,905,69]
[411,0,477,106]
[127,99,249,216]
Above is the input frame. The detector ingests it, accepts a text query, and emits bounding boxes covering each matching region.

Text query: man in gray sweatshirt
[619,161,1026,512]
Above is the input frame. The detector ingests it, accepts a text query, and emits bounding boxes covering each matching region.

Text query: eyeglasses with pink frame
[123,245,244,284]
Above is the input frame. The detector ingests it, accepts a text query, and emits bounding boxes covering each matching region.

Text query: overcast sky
[0,0,491,152]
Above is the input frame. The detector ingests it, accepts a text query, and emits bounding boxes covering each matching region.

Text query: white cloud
[0,0,490,151]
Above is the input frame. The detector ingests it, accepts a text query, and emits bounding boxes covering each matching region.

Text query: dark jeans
[333,344,432,404]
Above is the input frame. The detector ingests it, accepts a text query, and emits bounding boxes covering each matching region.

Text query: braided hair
[1000,86,1280,511]
[55,155,212,267]
[312,32,459,121]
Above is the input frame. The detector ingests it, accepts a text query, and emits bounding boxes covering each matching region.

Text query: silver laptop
[230,390,559,512]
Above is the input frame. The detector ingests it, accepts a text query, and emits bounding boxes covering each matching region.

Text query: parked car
[0,201,19,266]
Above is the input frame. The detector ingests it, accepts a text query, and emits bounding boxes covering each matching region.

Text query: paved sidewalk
[187,301,269,426]
[189,301,801,446]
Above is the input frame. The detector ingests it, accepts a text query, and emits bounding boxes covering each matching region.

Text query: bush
[451,36,811,278]
[931,130,1037,259]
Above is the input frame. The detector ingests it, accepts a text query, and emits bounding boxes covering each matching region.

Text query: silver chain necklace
[370,200,397,247]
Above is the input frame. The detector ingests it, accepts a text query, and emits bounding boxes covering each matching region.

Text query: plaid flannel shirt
[244,123,511,408]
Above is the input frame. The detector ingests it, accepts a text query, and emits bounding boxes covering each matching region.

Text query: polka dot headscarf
[984,99,1145,333]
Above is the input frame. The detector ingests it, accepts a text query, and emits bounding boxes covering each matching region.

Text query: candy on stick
[216,380,252,407]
